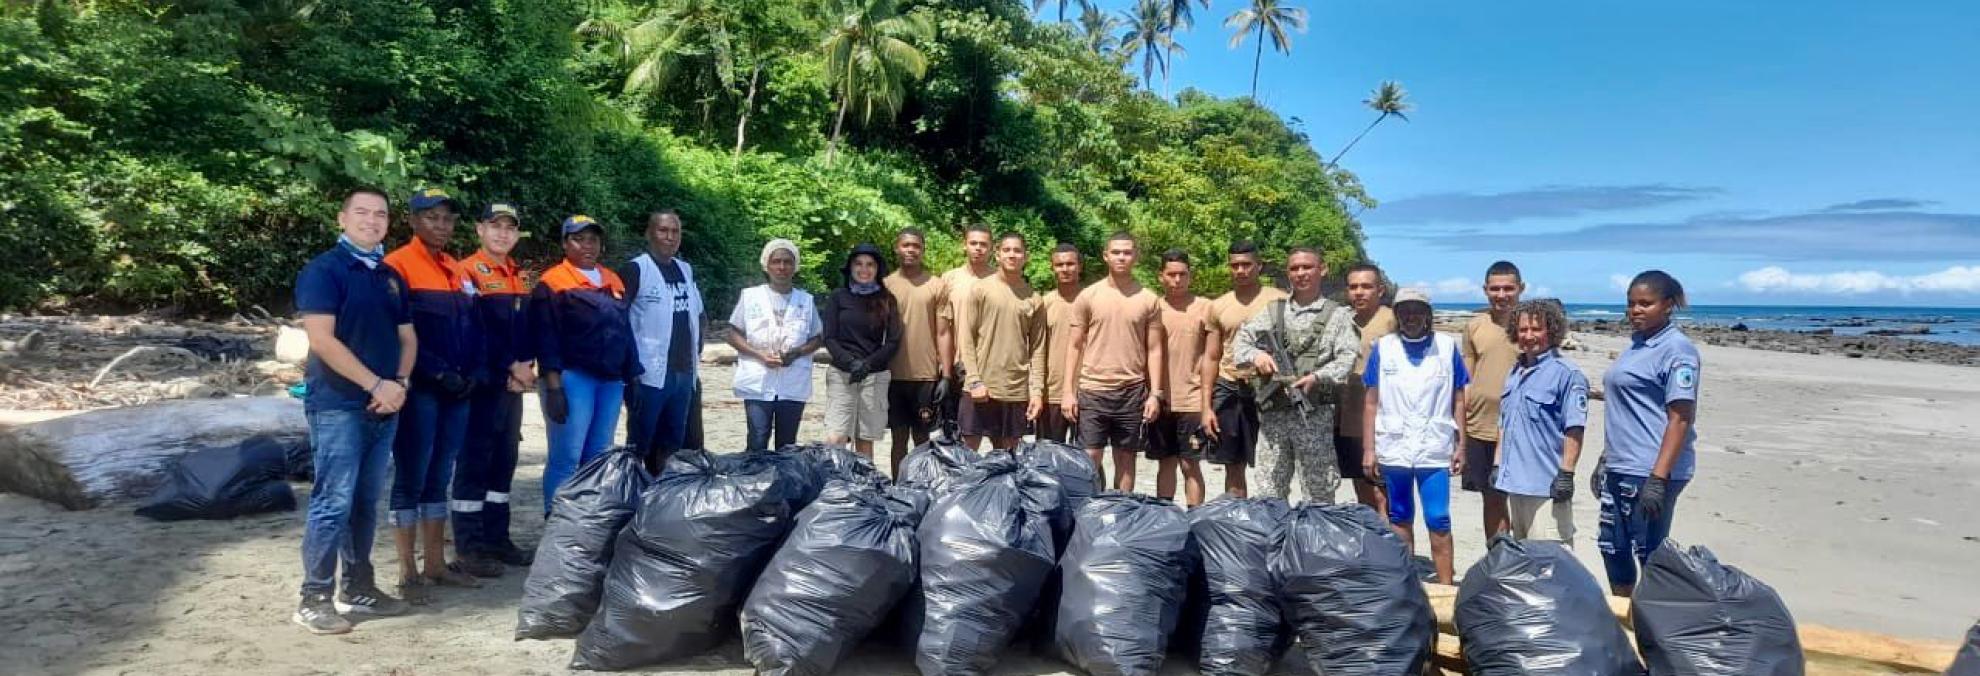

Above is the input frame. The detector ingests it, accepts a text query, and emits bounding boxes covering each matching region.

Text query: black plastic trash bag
[1190,496,1293,676]
[1949,621,1980,676]
[1455,536,1644,676]
[569,451,797,671]
[741,481,928,676]
[1633,541,1803,676]
[1017,439,1100,516]
[913,455,1062,676]
[782,442,881,484]
[515,447,653,640]
[896,435,980,490]
[1271,503,1436,676]
[135,440,295,521]
[1054,493,1196,676]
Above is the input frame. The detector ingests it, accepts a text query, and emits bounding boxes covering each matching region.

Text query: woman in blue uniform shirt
[1597,270,1701,596]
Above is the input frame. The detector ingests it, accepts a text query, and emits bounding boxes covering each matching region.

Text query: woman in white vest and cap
[725,239,824,452]
[1361,287,1470,585]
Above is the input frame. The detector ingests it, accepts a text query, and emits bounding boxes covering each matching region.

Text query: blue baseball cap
[561,214,604,238]
[480,201,521,223]
[408,187,462,214]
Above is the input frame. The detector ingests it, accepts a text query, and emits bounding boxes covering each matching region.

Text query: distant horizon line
[1438,300,1980,310]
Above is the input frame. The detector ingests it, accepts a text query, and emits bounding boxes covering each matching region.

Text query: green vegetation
[1,0,1372,315]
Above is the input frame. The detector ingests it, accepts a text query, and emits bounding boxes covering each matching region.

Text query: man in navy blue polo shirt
[292,188,418,635]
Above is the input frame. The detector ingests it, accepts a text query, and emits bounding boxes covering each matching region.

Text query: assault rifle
[1253,307,1314,421]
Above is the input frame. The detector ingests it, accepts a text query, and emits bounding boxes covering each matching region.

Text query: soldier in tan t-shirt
[1337,263,1397,510]
[1063,233,1166,491]
[1198,241,1287,497]
[1150,250,1211,506]
[940,225,994,432]
[960,233,1042,450]
[1460,260,1525,538]
[882,229,954,476]
[1028,244,1084,445]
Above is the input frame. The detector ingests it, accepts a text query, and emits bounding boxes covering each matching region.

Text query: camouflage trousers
[1248,404,1341,503]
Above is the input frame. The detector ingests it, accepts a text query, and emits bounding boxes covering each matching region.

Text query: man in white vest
[624,210,705,466]
[1359,287,1470,585]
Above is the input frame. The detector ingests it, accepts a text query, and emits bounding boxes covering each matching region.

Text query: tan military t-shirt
[1337,305,1397,437]
[1206,286,1289,383]
[960,275,1040,402]
[1462,311,1520,441]
[1029,288,1078,403]
[1159,295,1212,413]
[883,270,950,381]
[942,265,991,368]
[1068,280,1165,393]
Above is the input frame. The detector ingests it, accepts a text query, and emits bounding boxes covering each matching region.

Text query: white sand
[0,333,1975,674]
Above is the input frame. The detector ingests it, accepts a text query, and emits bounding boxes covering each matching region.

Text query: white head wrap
[760,238,800,272]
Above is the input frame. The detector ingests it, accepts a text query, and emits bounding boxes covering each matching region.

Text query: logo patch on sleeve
[1674,365,1697,389]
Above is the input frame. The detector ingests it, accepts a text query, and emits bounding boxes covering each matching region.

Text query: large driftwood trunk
[0,396,306,510]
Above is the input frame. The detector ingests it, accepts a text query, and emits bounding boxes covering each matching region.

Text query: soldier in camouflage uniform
[1229,247,1361,502]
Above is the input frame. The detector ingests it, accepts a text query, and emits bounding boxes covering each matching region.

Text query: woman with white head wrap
[724,239,825,451]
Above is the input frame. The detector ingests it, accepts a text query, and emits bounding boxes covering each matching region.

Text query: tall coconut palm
[1033,0,1088,24]
[1118,0,1180,91]
[1225,0,1307,99]
[820,0,935,166]
[1078,4,1123,56]
[1158,0,1207,96]
[1331,80,1412,166]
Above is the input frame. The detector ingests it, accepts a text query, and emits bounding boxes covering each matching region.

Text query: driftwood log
[0,396,306,510]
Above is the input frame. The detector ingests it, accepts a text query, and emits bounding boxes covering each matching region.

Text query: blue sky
[1077,0,1980,306]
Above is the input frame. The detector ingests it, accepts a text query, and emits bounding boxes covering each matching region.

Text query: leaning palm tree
[1033,0,1088,24]
[1225,0,1307,99]
[1078,4,1123,56]
[1118,0,1179,91]
[1159,0,1207,95]
[820,0,936,166]
[1331,80,1412,166]
[579,0,737,100]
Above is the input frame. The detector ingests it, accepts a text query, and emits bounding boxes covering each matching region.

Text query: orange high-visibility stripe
[463,250,527,296]
[539,260,625,296]
[384,243,465,292]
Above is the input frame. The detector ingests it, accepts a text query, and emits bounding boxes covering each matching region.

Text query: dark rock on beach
[1571,321,1980,368]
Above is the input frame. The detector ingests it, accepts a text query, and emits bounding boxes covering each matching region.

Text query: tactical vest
[1255,297,1346,409]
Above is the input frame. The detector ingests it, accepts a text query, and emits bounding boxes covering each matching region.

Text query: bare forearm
[1562,428,1585,472]
[725,328,762,361]
[1062,334,1086,403]
[1652,406,1692,478]
[937,319,955,378]
[1197,349,1219,413]
[1362,389,1379,461]
[396,325,417,380]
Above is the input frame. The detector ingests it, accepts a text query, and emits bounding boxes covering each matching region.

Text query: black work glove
[1589,454,1608,502]
[543,385,568,425]
[931,377,952,408]
[848,361,871,384]
[436,371,473,399]
[1638,475,1670,522]
[780,349,806,366]
[1551,470,1576,502]
[622,379,641,413]
[1488,465,1501,491]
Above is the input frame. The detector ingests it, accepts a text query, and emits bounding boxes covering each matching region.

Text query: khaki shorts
[824,369,892,441]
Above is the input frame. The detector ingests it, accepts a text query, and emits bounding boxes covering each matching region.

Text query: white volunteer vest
[730,285,819,402]
[629,253,704,389]
[1373,332,1459,468]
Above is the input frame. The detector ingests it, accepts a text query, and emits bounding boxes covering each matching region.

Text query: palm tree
[820,0,935,166]
[580,0,743,146]
[1158,0,1207,96]
[1033,0,1089,24]
[1330,80,1411,166]
[1225,0,1307,99]
[1078,4,1123,56]
[1118,0,1180,91]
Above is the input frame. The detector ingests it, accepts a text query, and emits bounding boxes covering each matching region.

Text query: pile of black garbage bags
[514,436,1802,676]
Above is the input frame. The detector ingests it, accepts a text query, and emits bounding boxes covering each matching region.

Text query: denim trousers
[542,368,624,511]
[625,369,697,462]
[743,398,805,453]
[389,387,470,527]
[300,407,396,596]
[1597,471,1688,588]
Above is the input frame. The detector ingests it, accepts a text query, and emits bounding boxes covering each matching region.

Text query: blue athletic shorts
[1382,465,1453,533]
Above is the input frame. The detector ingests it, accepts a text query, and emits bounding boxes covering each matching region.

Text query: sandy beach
[1,330,1976,675]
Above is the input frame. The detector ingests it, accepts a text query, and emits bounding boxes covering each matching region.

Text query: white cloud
[1609,274,1632,291]
[1405,277,1482,301]
[1735,265,1980,295]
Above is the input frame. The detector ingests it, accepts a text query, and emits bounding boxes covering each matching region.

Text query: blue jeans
[542,368,624,512]
[626,370,696,459]
[389,388,470,526]
[1382,466,1453,533]
[743,399,805,453]
[300,408,397,596]
[1598,471,1688,588]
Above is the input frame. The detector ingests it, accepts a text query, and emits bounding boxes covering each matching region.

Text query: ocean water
[1439,303,1980,347]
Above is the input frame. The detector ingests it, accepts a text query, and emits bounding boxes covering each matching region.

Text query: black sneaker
[336,582,410,616]
[455,556,505,579]
[293,593,352,635]
[492,543,535,567]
